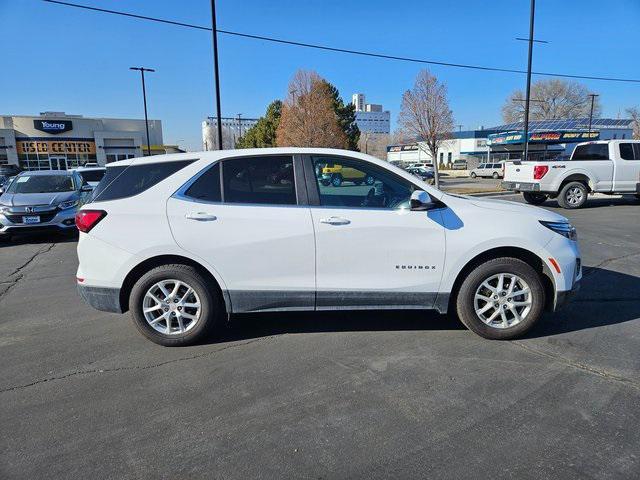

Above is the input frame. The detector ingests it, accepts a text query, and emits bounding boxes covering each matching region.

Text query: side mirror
[410,190,433,211]
[81,184,94,192]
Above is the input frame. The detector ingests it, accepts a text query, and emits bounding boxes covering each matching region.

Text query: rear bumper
[501,181,541,192]
[77,284,123,313]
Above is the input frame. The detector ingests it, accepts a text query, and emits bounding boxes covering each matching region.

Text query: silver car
[0,170,93,239]
[470,162,504,179]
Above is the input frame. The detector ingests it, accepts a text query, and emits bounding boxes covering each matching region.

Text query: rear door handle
[185,212,217,221]
[319,216,351,225]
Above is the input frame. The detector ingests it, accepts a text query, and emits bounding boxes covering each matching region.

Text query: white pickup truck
[502,140,640,209]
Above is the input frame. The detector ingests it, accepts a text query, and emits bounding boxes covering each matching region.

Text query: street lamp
[129,67,155,157]
[588,94,600,134]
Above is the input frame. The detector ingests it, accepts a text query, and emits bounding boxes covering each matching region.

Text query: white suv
[76,148,581,346]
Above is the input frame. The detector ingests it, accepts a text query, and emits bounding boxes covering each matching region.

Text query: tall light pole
[588,94,599,134]
[210,0,223,150]
[522,0,536,163]
[130,67,155,157]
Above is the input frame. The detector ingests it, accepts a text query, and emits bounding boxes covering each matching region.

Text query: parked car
[503,140,640,209]
[410,163,434,171]
[406,166,435,183]
[73,166,107,187]
[470,162,504,179]
[452,159,467,170]
[318,162,375,187]
[0,170,93,239]
[76,148,581,346]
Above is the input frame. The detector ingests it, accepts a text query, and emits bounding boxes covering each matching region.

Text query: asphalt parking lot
[1,194,639,479]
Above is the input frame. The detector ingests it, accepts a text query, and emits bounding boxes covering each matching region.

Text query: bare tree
[626,107,640,139]
[502,79,601,123]
[276,70,347,148]
[398,69,454,189]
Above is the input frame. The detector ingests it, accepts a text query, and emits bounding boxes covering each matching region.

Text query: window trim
[619,142,638,161]
[302,154,426,211]
[175,153,304,207]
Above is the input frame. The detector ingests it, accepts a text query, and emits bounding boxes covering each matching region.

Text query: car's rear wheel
[522,192,548,205]
[455,257,545,340]
[558,181,588,209]
[365,175,375,186]
[331,174,343,187]
[129,264,221,346]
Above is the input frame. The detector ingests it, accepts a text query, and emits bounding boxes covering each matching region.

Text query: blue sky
[1,0,639,150]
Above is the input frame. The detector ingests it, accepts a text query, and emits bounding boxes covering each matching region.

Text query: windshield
[6,174,75,194]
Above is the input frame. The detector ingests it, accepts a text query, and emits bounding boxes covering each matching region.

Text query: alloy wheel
[473,273,532,329]
[566,187,584,205]
[142,279,201,335]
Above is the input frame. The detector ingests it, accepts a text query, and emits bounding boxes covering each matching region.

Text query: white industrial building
[202,116,259,150]
[351,93,390,134]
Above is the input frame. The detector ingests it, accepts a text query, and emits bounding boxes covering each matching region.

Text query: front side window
[620,143,636,160]
[312,156,415,209]
[222,155,295,205]
[6,174,74,194]
[572,144,609,161]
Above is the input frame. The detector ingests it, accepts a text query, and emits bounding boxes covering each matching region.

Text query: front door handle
[319,216,351,225]
[185,212,217,221]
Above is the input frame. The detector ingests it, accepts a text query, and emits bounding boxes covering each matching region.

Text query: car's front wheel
[470,172,476,178]
[455,257,545,340]
[129,264,221,346]
[522,192,548,205]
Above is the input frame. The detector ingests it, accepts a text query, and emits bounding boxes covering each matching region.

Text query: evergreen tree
[236,100,282,148]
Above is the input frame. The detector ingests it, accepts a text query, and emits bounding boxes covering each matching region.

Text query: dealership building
[0,112,167,170]
[387,118,635,168]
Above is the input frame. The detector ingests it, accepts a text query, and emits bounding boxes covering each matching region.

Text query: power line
[43,0,640,84]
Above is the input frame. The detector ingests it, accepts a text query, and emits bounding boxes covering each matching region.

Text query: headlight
[540,220,577,241]
[0,205,8,214]
[58,200,79,210]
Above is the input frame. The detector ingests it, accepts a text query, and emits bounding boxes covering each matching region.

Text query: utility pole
[129,67,155,157]
[210,0,223,150]
[588,94,599,134]
[237,113,243,139]
[522,0,536,163]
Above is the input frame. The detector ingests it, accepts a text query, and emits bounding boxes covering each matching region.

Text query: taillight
[533,165,549,180]
[75,210,107,233]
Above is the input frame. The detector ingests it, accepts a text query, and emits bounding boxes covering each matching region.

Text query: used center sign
[17,140,96,155]
[33,119,73,134]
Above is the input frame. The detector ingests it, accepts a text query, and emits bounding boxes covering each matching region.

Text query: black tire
[470,172,476,178]
[0,234,11,243]
[129,264,221,346]
[365,175,375,186]
[331,174,343,187]
[492,172,499,179]
[557,181,588,209]
[455,257,545,340]
[321,179,330,187]
[522,192,548,205]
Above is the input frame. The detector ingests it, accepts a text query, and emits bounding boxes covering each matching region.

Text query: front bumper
[554,279,580,311]
[501,181,541,192]
[77,283,123,313]
[0,208,77,234]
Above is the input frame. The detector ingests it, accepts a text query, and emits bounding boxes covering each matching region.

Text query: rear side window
[572,144,609,160]
[92,160,194,202]
[184,163,221,202]
[620,143,638,160]
[222,156,295,205]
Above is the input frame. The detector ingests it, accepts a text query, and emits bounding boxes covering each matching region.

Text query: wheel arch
[558,172,593,192]
[119,254,230,314]
[442,246,555,314]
